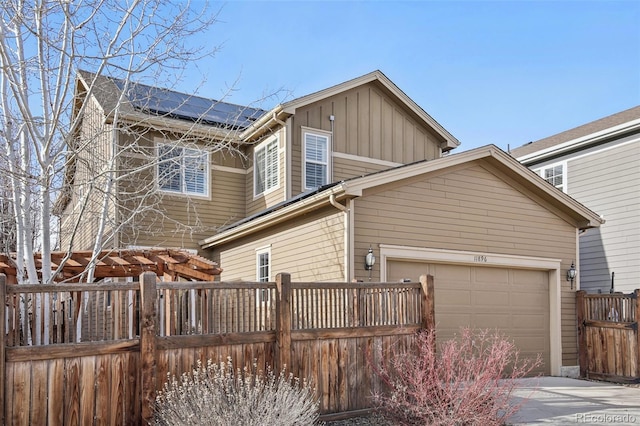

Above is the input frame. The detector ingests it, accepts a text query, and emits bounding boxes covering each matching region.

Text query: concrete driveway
[510,377,640,425]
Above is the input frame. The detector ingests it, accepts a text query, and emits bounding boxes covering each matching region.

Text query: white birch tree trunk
[1,0,224,289]
[0,1,273,346]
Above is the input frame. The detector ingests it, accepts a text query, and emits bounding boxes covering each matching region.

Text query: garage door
[388,260,550,375]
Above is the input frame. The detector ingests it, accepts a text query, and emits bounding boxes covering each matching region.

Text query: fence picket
[577,290,639,383]
[2,273,434,422]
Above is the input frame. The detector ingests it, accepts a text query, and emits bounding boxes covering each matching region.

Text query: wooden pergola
[0,248,222,284]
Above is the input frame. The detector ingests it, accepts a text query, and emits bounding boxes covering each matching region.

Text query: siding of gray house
[512,106,640,294]
[568,137,640,293]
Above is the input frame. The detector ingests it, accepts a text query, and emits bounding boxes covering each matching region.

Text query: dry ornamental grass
[153,358,320,426]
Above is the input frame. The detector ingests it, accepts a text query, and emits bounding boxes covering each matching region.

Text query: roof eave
[238,105,288,142]
[343,146,493,196]
[106,111,241,141]
[344,145,603,230]
[490,149,604,230]
[281,70,460,150]
[202,144,602,249]
[199,185,348,249]
[517,119,640,164]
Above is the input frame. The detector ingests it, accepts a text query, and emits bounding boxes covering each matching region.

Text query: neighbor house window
[535,162,566,192]
[303,129,331,190]
[254,137,279,196]
[157,144,209,196]
[256,247,271,302]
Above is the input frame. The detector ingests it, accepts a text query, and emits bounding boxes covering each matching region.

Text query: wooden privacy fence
[0,272,434,425]
[576,290,640,383]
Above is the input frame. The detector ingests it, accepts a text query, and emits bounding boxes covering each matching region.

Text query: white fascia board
[199,184,347,249]
[517,120,640,164]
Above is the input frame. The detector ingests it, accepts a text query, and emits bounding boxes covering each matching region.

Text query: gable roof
[240,70,460,151]
[78,70,459,150]
[200,145,603,249]
[510,105,640,162]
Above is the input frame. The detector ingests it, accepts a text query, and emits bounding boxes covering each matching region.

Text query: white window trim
[533,161,567,193]
[253,136,280,198]
[302,126,332,191]
[156,141,210,198]
[255,245,271,302]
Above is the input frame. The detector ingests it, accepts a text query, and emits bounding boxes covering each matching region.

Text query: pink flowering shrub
[369,327,540,426]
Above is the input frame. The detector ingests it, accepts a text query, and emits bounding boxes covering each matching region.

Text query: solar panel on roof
[113,80,266,129]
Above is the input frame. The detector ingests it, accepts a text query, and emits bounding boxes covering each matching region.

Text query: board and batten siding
[289,82,443,196]
[353,161,580,365]
[215,207,345,283]
[568,138,640,293]
[246,128,287,217]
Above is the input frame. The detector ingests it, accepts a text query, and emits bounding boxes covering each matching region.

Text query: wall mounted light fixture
[365,246,376,281]
[567,261,577,289]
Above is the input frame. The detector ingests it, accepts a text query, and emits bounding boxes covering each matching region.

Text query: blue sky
[183,1,639,152]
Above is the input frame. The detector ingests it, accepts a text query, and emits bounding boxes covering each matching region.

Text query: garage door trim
[380,244,562,376]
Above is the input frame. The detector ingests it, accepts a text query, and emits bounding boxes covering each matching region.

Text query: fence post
[576,290,587,378]
[635,289,640,380]
[275,273,292,372]
[140,272,157,424]
[419,275,435,331]
[0,274,6,426]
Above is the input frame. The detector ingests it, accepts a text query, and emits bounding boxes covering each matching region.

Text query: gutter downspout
[329,194,350,281]
[329,193,347,212]
[285,116,293,200]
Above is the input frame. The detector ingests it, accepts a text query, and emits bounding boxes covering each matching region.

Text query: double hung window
[256,247,271,302]
[303,130,330,190]
[535,163,565,192]
[254,138,279,196]
[158,144,209,196]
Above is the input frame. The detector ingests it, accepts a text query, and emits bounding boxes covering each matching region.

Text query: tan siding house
[60,69,602,377]
[201,146,602,375]
[59,70,457,255]
[58,93,115,250]
[217,207,345,283]
[288,81,446,196]
[353,163,579,368]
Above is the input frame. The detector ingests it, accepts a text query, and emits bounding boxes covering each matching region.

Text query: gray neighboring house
[511,106,640,294]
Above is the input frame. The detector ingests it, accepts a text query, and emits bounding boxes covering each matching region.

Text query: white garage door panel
[387,260,550,375]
